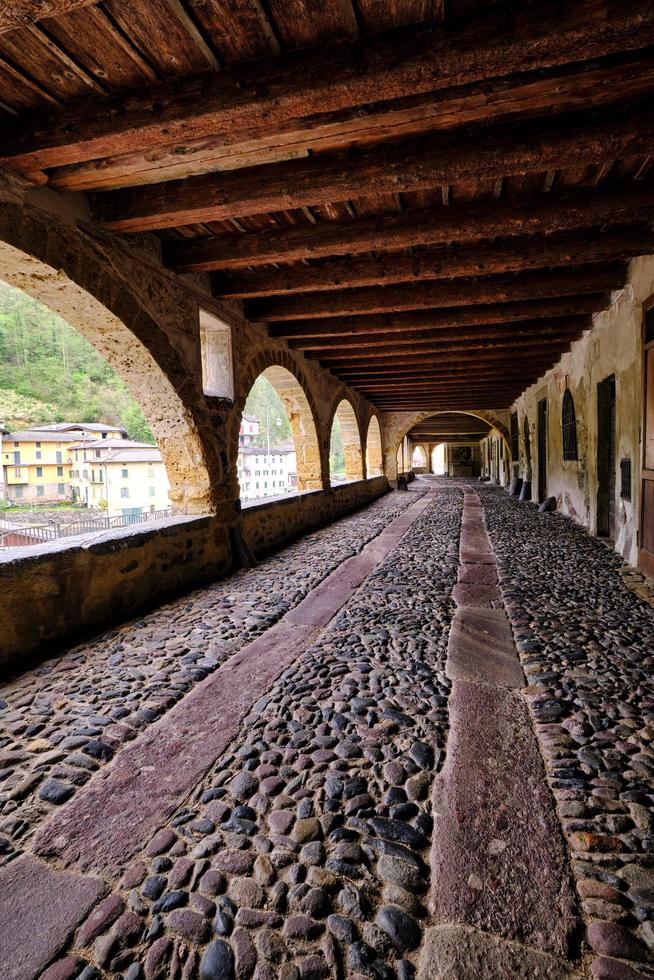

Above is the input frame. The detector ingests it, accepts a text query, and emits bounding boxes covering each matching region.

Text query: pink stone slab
[0,854,106,980]
[429,682,578,956]
[452,583,503,608]
[446,607,523,687]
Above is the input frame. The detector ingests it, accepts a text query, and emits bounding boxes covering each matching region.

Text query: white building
[69,439,171,519]
[238,445,297,502]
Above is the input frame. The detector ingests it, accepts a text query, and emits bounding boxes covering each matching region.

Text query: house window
[14,442,19,447]
[36,451,42,460]
[57,466,63,476]
[35,441,41,448]
[69,470,74,478]
[14,467,20,478]
[200,308,234,399]
[149,486,155,496]
[122,468,128,478]
[98,469,104,483]
[56,451,62,464]
[37,485,44,497]
[102,432,107,439]
[57,483,65,494]
[120,487,129,498]
[91,469,95,482]
[14,486,23,499]
[562,389,578,461]
[36,466,43,477]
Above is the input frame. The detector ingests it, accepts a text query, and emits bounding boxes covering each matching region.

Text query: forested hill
[0,281,153,441]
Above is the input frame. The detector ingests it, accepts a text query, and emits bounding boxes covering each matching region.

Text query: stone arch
[365,415,383,478]
[329,398,364,484]
[384,409,511,480]
[0,200,220,513]
[411,444,428,470]
[237,358,322,493]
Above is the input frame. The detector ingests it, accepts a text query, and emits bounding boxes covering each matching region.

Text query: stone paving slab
[446,607,524,686]
[430,679,577,955]
[459,547,497,564]
[451,582,503,607]
[33,489,439,880]
[418,924,579,979]
[0,853,106,980]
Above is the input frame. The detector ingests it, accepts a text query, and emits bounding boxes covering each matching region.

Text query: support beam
[268,297,605,338]
[311,333,580,361]
[321,348,566,369]
[215,227,654,298]
[166,185,654,272]
[292,317,589,351]
[0,0,99,33]
[248,265,624,320]
[3,0,653,173]
[92,104,654,232]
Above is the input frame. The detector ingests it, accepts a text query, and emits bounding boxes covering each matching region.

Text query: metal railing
[0,507,174,548]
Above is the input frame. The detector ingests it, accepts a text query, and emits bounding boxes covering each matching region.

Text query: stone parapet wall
[0,479,388,671]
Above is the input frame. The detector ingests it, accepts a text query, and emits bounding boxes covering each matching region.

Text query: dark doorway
[537,398,547,502]
[597,374,616,539]
[640,305,654,576]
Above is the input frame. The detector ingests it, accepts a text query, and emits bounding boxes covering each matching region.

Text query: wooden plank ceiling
[1,0,654,412]
[407,412,493,445]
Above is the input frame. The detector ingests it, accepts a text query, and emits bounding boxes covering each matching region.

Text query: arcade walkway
[1,481,653,980]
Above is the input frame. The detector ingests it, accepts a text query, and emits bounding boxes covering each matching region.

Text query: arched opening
[0,224,217,515]
[365,415,383,478]
[411,445,427,471]
[404,412,493,479]
[432,443,447,475]
[238,364,321,503]
[0,278,178,537]
[523,415,532,480]
[330,398,363,484]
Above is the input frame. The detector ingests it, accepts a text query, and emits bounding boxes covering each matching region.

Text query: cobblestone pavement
[480,486,654,979]
[37,485,462,980]
[0,489,424,862]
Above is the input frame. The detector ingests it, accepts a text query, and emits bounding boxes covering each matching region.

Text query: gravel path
[480,486,654,978]
[0,489,424,863]
[41,485,462,980]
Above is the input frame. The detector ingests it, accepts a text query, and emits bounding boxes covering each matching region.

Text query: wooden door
[597,375,616,538]
[640,305,654,576]
[537,398,547,502]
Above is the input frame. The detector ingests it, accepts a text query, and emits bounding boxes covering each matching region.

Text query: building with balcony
[69,439,170,519]
[0,422,126,504]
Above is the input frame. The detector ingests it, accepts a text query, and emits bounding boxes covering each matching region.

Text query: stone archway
[0,197,221,514]
[236,348,323,493]
[384,409,512,480]
[365,415,383,478]
[411,444,428,472]
[330,398,364,484]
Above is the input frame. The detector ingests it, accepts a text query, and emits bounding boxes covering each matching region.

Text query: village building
[68,438,170,518]
[0,422,126,504]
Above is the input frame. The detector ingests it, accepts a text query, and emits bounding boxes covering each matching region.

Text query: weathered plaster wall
[512,255,652,564]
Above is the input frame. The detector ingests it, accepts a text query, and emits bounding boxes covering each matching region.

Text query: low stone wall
[241,476,389,555]
[0,479,389,672]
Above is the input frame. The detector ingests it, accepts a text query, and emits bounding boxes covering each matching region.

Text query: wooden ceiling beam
[215,227,654,298]
[46,54,654,193]
[3,0,652,173]
[290,316,588,350]
[311,333,580,361]
[250,265,624,320]
[269,297,605,338]
[0,0,100,34]
[321,349,565,370]
[167,184,654,272]
[91,103,654,232]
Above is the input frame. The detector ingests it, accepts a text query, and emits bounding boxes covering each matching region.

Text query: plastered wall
[511,255,652,565]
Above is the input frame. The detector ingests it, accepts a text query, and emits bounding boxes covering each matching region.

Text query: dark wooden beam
[215,227,654,298]
[92,104,654,232]
[321,347,567,369]
[269,296,605,338]
[0,0,100,33]
[311,332,580,361]
[291,316,589,351]
[3,0,652,172]
[249,265,624,320]
[167,184,654,272]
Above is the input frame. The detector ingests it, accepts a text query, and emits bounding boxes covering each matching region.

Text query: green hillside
[0,281,153,441]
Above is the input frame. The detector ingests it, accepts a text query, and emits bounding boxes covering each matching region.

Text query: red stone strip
[421,488,580,978]
[0,854,107,980]
[33,488,439,879]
